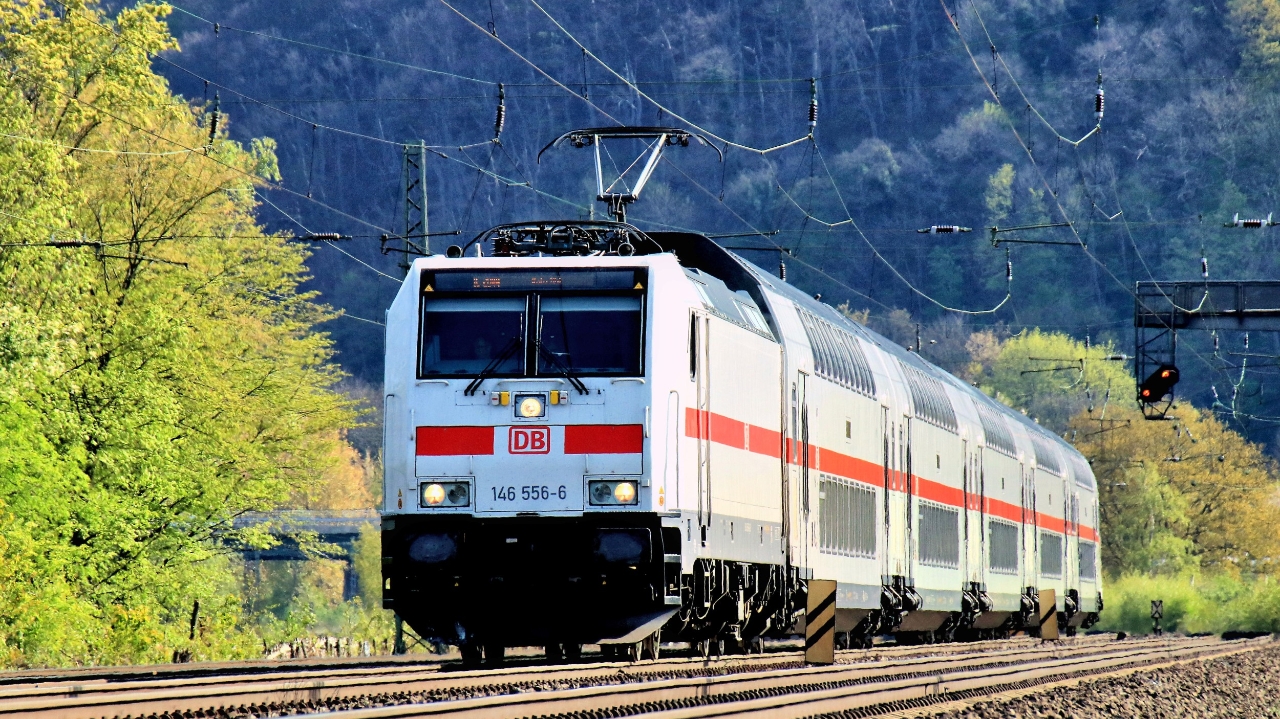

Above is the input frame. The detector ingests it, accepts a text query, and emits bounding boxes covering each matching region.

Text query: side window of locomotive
[689,314,699,379]
[537,295,642,375]
[420,297,526,376]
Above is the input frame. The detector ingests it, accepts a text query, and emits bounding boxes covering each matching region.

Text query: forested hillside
[153,0,1280,451]
[5,0,1280,666]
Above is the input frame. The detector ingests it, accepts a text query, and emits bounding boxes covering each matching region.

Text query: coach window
[538,295,642,375]
[420,297,526,376]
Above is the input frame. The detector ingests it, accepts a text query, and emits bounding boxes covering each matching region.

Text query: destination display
[424,268,642,292]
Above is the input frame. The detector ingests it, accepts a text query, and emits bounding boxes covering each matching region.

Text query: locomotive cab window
[538,296,642,375]
[420,297,526,376]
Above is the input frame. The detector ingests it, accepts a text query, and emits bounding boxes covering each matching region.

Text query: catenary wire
[943,1,1227,395]
[523,0,811,155]
[0,130,196,156]
[166,2,496,85]
[436,0,622,125]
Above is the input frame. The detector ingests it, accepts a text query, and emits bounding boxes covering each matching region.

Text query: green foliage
[1230,0,1280,82]
[0,0,359,667]
[968,328,1134,432]
[1097,573,1280,635]
[984,164,1014,225]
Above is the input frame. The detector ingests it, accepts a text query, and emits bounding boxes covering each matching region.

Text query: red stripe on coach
[564,424,644,454]
[709,413,746,449]
[416,426,494,456]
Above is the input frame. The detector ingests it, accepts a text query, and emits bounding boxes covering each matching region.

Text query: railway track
[0,635,1267,719]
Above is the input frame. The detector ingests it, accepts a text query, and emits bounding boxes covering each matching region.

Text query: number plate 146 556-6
[476,478,583,512]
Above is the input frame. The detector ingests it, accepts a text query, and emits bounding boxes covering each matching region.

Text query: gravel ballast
[923,641,1280,718]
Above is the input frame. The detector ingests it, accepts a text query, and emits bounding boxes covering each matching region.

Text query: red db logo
[508,426,551,454]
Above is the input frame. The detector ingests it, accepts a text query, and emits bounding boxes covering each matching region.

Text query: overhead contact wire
[522,0,811,155]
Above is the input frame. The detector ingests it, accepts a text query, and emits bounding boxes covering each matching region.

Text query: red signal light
[1139,364,1179,404]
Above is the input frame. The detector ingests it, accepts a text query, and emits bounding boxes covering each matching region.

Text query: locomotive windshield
[420,297,526,376]
[418,268,645,379]
[538,296,641,375]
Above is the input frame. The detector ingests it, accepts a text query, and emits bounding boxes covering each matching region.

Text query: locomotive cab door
[693,312,711,545]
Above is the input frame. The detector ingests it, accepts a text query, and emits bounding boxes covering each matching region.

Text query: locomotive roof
[648,231,1087,468]
[457,222,1088,475]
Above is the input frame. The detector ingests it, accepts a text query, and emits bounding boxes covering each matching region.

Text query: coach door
[884,411,910,579]
[1021,464,1036,589]
[693,313,711,544]
[963,442,984,587]
[796,371,811,570]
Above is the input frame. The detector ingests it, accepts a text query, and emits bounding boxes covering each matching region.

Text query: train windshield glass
[538,296,641,375]
[420,297,525,376]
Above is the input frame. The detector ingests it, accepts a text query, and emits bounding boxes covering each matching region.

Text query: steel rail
[293,637,1262,719]
[0,636,1132,719]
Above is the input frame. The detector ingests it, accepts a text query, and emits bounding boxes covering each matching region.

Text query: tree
[1072,404,1280,576]
[0,0,354,666]
[968,329,1133,433]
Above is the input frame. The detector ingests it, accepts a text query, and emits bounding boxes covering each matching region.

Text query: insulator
[1094,86,1104,123]
[808,79,818,129]
[1229,212,1275,227]
[1005,247,1012,283]
[779,260,787,281]
[493,83,506,139]
[918,225,973,234]
[304,233,341,241]
[1201,256,1209,279]
[207,92,220,150]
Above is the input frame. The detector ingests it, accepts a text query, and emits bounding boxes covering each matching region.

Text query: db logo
[508,426,551,454]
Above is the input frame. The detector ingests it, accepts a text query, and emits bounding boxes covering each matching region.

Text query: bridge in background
[230,510,380,600]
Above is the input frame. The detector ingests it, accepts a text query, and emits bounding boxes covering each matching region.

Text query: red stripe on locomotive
[564,424,644,454]
[416,426,495,455]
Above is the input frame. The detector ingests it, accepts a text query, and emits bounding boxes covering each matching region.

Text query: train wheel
[747,635,764,654]
[460,642,483,668]
[545,643,563,662]
[696,638,710,659]
[642,632,660,660]
[834,632,849,650]
[565,643,583,662]
[483,642,505,668]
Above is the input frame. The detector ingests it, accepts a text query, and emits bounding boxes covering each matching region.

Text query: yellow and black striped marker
[1039,588,1060,641]
[805,579,837,664]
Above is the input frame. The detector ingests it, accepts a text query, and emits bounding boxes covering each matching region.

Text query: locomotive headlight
[420,480,471,508]
[423,483,446,506]
[515,394,545,418]
[588,479,639,506]
[613,481,637,504]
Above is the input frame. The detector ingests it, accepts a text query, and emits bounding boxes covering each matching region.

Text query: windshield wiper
[535,341,589,395]
[464,337,522,396]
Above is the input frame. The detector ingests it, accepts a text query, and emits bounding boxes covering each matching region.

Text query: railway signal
[1138,364,1179,404]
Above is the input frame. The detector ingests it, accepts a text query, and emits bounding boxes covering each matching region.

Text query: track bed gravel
[919,641,1280,719]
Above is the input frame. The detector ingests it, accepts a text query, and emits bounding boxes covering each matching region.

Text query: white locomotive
[380,129,1101,665]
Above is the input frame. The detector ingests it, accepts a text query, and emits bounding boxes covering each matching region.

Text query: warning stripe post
[805,579,837,664]
[1039,588,1060,641]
